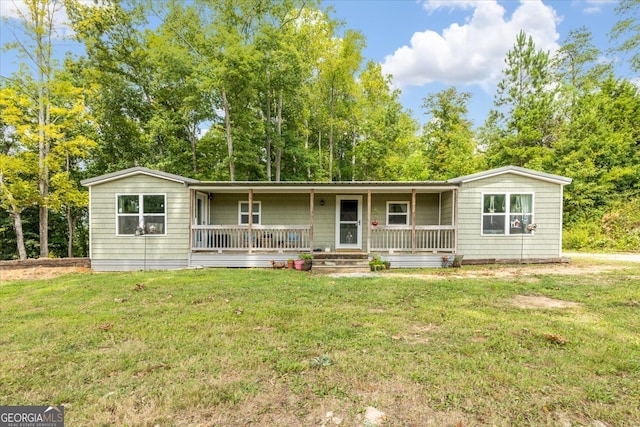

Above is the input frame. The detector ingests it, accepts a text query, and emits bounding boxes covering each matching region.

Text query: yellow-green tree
[2,0,97,258]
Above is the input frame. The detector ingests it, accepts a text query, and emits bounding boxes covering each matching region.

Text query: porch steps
[311,252,370,274]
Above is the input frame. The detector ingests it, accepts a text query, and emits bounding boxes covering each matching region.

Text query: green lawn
[1,263,639,426]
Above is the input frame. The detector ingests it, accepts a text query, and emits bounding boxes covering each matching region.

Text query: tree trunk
[351,129,357,181]
[189,120,198,174]
[67,205,75,258]
[275,90,283,182]
[221,88,235,181]
[329,86,335,181]
[265,68,272,181]
[13,211,27,260]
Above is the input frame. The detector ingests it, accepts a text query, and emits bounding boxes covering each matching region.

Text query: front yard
[1,260,639,426]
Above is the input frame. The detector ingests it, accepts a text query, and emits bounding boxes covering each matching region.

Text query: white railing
[370,225,456,252]
[192,225,311,252]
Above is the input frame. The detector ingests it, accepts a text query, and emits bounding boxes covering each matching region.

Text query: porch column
[367,189,372,253]
[411,189,417,254]
[438,192,442,251]
[309,189,314,252]
[248,189,253,254]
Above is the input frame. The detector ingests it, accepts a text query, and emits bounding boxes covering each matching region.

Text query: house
[80,166,572,271]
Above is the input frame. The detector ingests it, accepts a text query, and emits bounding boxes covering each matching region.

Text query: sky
[0,0,630,128]
[324,0,628,126]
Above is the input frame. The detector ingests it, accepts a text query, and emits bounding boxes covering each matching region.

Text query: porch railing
[192,225,311,252]
[370,225,456,252]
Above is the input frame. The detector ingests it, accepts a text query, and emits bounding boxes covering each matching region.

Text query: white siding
[457,173,564,260]
[89,174,191,270]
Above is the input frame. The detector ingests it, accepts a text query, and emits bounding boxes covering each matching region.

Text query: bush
[564,197,640,251]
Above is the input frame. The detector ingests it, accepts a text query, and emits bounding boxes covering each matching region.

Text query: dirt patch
[1,266,91,282]
[510,295,580,309]
[388,262,622,281]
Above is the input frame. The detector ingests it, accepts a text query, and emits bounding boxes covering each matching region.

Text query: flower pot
[372,220,378,226]
[287,260,295,269]
[294,260,305,270]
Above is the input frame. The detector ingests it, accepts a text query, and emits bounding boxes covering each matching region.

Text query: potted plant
[369,255,385,271]
[371,208,380,226]
[287,259,295,269]
[298,253,313,271]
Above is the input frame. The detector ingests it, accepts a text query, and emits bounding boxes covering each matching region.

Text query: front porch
[188,181,459,269]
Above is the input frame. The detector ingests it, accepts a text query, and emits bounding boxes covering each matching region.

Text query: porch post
[438,192,442,252]
[367,189,372,253]
[248,189,253,254]
[411,189,416,254]
[309,189,315,252]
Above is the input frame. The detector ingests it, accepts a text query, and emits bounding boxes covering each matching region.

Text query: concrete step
[309,252,371,273]
[312,265,372,274]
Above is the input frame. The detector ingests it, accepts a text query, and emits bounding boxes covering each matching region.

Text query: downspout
[411,189,416,254]
[453,188,459,254]
[248,189,253,254]
[88,187,92,260]
[189,187,194,254]
[559,185,564,258]
[309,189,315,252]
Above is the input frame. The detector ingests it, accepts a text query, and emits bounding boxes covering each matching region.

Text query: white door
[195,193,208,225]
[335,195,362,250]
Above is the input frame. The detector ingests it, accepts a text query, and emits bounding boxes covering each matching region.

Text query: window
[387,202,409,225]
[239,201,261,225]
[117,194,166,235]
[482,193,533,235]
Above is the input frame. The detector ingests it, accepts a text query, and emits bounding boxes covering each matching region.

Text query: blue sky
[1,0,629,128]
[325,0,627,126]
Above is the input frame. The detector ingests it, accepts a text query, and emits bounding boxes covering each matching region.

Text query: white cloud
[583,0,616,14]
[382,0,561,89]
[0,0,94,39]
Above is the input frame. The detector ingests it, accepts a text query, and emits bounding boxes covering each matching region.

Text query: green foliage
[611,0,640,72]
[420,87,481,180]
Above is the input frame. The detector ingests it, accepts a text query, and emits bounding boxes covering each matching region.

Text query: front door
[335,195,362,250]
[195,192,208,225]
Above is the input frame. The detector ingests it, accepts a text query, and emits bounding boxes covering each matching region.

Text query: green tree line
[1,0,639,259]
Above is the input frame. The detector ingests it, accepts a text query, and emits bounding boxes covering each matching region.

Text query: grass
[1,263,639,426]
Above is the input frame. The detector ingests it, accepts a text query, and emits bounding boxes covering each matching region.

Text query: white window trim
[481,192,534,236]
[238,201,261,225]
[386,201,410,226]
[115,193,167,236]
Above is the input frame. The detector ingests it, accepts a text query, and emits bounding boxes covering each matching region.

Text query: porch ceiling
[189,181,458,193]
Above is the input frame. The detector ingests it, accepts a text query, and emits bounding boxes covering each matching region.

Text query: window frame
[386,201,410,226]
[115,193,167,236]
[481,192,534,236]
[238,201,261,225]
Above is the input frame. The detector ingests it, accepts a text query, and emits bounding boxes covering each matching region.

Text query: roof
[80,165,572,189]
[80,167,199,187]
[447,166,572,185]
[189,180,455,193]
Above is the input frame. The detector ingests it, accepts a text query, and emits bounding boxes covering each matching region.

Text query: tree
[611,0,640,72]
[3,0,64,257]
[420,87,479,180]
[485,30,557,169]
[0,87,40,260]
